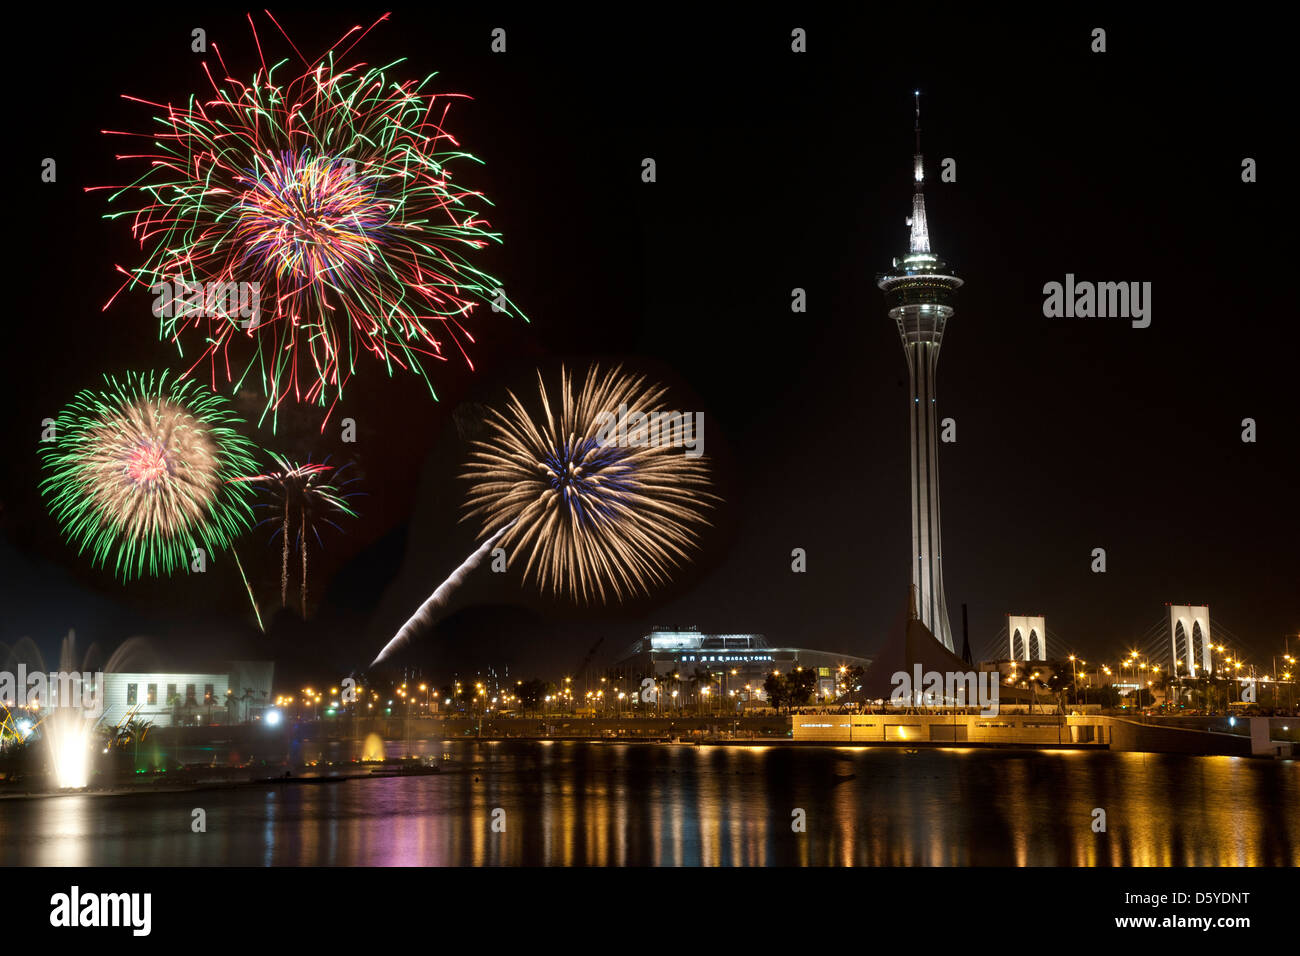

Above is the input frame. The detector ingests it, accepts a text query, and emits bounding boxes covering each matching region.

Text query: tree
[634,672,658,711]
[517,679,549,714]
[689,668,712,714]
[1045,670,1072,697]
[763,673,789,712]
[123,717,152,744]
[787,668,818,709]
[232,687,255,723]
[1090,684,1120,709]
[839,665,865,696]
[98,723,129,752]
[95,717,153,771]
[658,672,681,712]
[123,718,152,770]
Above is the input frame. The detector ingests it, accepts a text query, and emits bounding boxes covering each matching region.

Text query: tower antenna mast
[914,89,921,154]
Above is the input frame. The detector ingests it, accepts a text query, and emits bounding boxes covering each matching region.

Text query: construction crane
[575,637,605,703]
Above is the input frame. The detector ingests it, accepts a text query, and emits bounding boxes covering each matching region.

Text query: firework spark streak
[231,548,266,632]
[93,12,526,429]
[373,365,716,662]
[39,371,259,579]
[370,519,515,667]
[234,453,359,613]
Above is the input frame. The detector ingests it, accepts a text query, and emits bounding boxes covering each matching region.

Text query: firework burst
[464,365,717,602]
[39,371,259,579]
[94,12,526,428]
[236,454,359,613]
[372,364,716,664]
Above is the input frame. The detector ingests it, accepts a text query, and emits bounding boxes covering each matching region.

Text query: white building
[99,661,273,728]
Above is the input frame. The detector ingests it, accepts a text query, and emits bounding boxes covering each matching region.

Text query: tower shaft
[903,324,951,649]
[877,91,962,652]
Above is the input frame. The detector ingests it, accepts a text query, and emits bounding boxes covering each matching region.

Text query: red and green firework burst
[233,453,359,613]
[39,371,260,579]
[94,13,526,428]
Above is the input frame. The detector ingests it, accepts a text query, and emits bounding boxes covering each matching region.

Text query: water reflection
[1,743,1295,866]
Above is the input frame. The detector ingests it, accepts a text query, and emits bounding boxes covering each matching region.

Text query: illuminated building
[99,661,274,727]
[613,627,871,701]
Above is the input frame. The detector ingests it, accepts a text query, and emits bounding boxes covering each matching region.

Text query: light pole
[1214,645,1228,712]
[1222,655,1237,708]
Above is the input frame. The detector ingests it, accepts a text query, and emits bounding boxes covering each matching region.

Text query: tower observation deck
[876,91,963,652]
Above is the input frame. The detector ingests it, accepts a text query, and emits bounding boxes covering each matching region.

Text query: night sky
[2,6,1294,685]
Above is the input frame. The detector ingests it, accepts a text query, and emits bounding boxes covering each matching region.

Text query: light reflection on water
[1,743,1295,866]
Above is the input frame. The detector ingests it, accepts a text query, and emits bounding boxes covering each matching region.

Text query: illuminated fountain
[2,632,164,790]
[362,732,385,762]
[45,706,93,788]
[44,631,98,789]
[0,631,106,790]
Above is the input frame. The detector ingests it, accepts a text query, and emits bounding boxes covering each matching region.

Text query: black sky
[2,6,1295,685]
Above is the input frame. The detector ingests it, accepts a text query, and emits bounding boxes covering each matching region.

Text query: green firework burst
[39,371,260,579]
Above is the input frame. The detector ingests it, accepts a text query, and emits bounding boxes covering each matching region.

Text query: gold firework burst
[463,365,717,602]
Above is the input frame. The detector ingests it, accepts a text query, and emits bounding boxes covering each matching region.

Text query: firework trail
[235,453,358,614]
[93,12,526,430]
[370,520,515,667]
[372,364,716,663]
[39,371,258,579]
[231,548,265,632]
